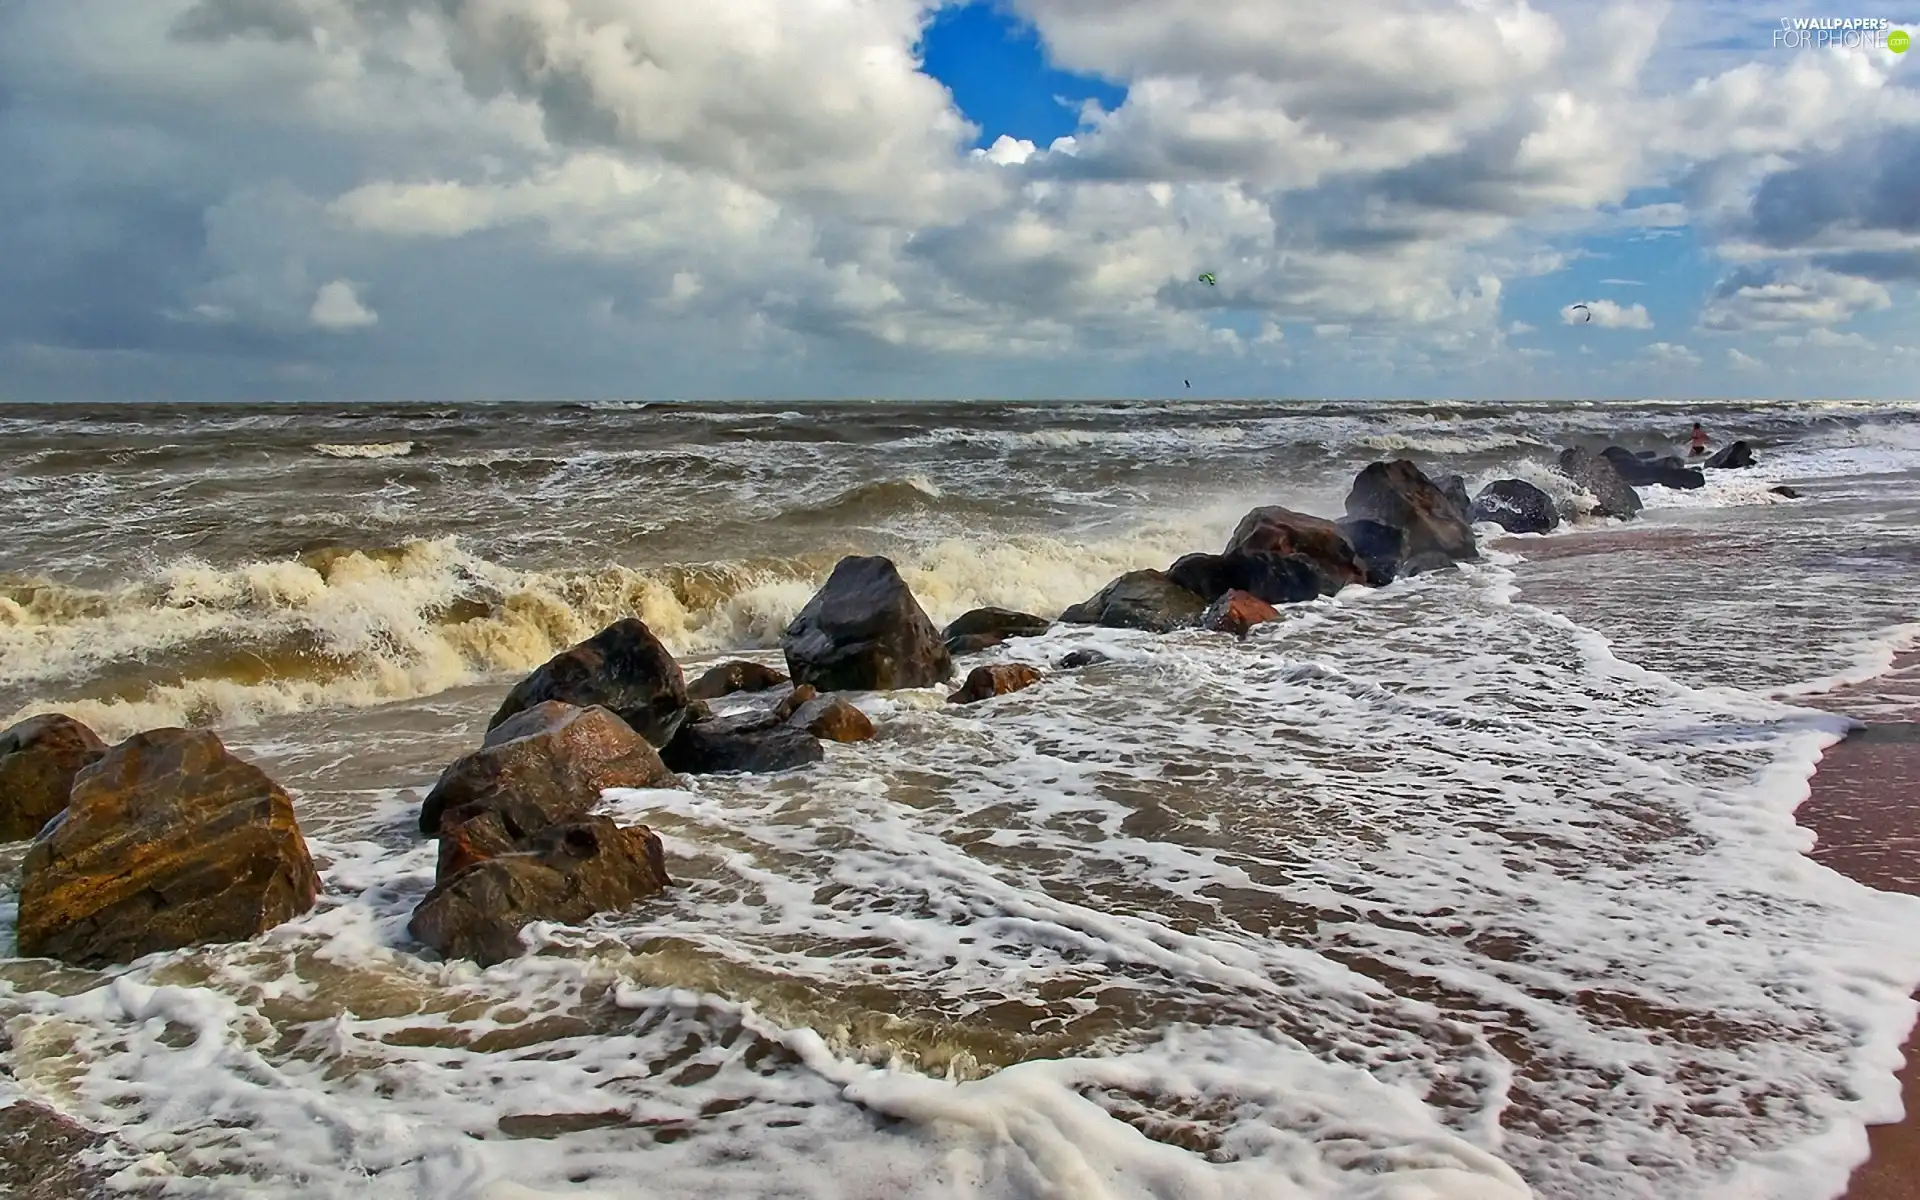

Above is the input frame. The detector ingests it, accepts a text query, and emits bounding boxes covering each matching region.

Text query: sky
[0,1,1916,403]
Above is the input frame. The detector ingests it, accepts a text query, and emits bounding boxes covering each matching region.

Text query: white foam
[312,441,417,459]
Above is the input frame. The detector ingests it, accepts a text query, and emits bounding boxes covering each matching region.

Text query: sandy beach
[1798,656,1920,1200]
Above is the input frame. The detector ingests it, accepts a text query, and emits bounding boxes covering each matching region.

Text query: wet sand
[1795,656,1920,1200]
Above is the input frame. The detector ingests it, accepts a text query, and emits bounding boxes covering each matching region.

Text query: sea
[3,397,1920,1200]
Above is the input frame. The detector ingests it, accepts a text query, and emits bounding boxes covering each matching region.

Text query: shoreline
[1792,655,1920,1200]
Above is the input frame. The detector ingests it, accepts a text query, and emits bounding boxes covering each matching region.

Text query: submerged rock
[1771,485,1802,499]
[942,607,1051,655]
[1223,507,1367,588]
[1060,570,1207,632]
[1556,447,1643,519]
[1199,589,1281,638]
[409,816,669,967]
[948,663,1044,705]
[787,695,876,742]
[16,728,319,966]
[1057,649,1111,670]
[1344,460,1478,563]
[686,660,788,702]
[419,702,671,836]
[1705,440,1757,469]
[783,556,951,691]
[490,619,690,749]
[0,713,106,842]
[1335,518,1403,587]
[1470,479,1560,534]
[1601,446,1704,490]
[662,721,825,775]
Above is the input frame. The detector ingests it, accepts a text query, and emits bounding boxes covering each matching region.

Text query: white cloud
[1772,327,1875,349]
[1726,347,1764,370]
[1507,320,1535,335]
[1699,266,1893,331]
[1561,299,1651,328]
[309,280,376,330]
[1644,341,1701,367]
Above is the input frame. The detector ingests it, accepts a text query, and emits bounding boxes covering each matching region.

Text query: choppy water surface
[4,398,1920,1199]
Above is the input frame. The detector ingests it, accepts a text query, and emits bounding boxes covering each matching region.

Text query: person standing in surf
[1689,422,1709,457]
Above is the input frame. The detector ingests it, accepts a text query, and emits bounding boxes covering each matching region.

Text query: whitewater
[3,397,1920,1199]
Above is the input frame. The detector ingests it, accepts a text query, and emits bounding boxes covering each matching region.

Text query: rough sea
[3,397,1920,1199]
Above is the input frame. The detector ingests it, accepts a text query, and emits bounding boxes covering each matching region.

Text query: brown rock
[660,722,825,775]
[1224,507,1367,587]
[686,660,788,701]
[942,607,1051,654]
[1344,460,1478,563]
[408,817,670,967]
[788,695,876,742]
[772,683,819,722]
[16,728,319,967]
[782,556,952,691]
[434,807,520,882]
[490,618,690,748]
[419,702,671,836]
[0,1100,121,1199]
[1199,589,1280,638]
[0,713,106,842]
[948,663,1044,705]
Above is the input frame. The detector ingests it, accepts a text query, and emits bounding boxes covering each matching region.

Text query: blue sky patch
[918,2,1127,149]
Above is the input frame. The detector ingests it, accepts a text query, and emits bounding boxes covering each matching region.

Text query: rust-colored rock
[434,807,520,882]
[1224,507,1367,587]
[773,684,819,722]
[490,618,690,748]
[782,556,951,691]
[0,713,106,842]
[16,728,319,967]
[948,663,1044,705]
[408,816,670,967]
[419,702,672,836]
[1200,590,1281,638]
[788,695,876,742]
[686,660,789,701]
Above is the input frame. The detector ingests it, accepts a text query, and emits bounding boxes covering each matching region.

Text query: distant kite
[1571,303,1592,323]
[1198,273,1216,285]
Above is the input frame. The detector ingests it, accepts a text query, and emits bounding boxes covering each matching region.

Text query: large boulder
[490,619,690,749]
[1199,590,1280,638]
[1335,519,1403,587]
[0,714,106,842]
[1556,447,1643,519]
[16,729,319,966]
[1704,440,1756,469]
[782,556,951,691]
[1223,507,1367,588]
[1600,446,1704,490]
[408,816,669,967]
[662,721,825,775]
[948,663,1044,705]
[942,607,1051,655]
[1059,570,1207,632]
[686,660,788,702]
[418,702,672,836]
[1470,480,1560,534]
[1168,552,1332,606]
[1344,460,1478,563]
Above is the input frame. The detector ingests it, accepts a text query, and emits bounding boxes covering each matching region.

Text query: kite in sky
[1570,303,1591,322]
[1198,273,1216,285]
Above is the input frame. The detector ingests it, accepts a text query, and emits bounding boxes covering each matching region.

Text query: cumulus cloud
[0,0,1916,398]
[1644,341,1701,367]
[1698,265,1893,330]
[1561,299,1651,328]
[309,280,375,329]
[1726,347,1763,370]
